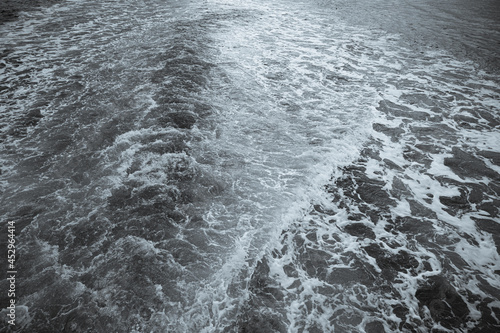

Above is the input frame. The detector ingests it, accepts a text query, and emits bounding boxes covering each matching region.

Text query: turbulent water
[0,0,499,332]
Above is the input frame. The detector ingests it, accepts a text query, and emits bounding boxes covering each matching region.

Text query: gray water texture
[1,0,499,332]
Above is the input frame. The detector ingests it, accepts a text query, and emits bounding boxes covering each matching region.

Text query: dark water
[1,0,499,332]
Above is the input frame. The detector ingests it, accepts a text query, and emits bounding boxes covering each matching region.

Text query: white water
[0,0,499,332]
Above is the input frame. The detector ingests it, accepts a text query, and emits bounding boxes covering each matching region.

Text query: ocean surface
[0,0,499,332]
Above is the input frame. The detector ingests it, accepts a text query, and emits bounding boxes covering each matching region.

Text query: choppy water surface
[0,0,499,332]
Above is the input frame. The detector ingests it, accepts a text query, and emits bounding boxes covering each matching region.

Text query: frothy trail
[0,0,499,332]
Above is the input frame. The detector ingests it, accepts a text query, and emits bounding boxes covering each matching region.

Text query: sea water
[0,0,499,332]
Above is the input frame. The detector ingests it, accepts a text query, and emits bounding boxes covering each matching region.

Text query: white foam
[1,0,499,331]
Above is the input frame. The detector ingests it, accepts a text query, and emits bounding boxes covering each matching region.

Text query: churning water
[1,0,499,332]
